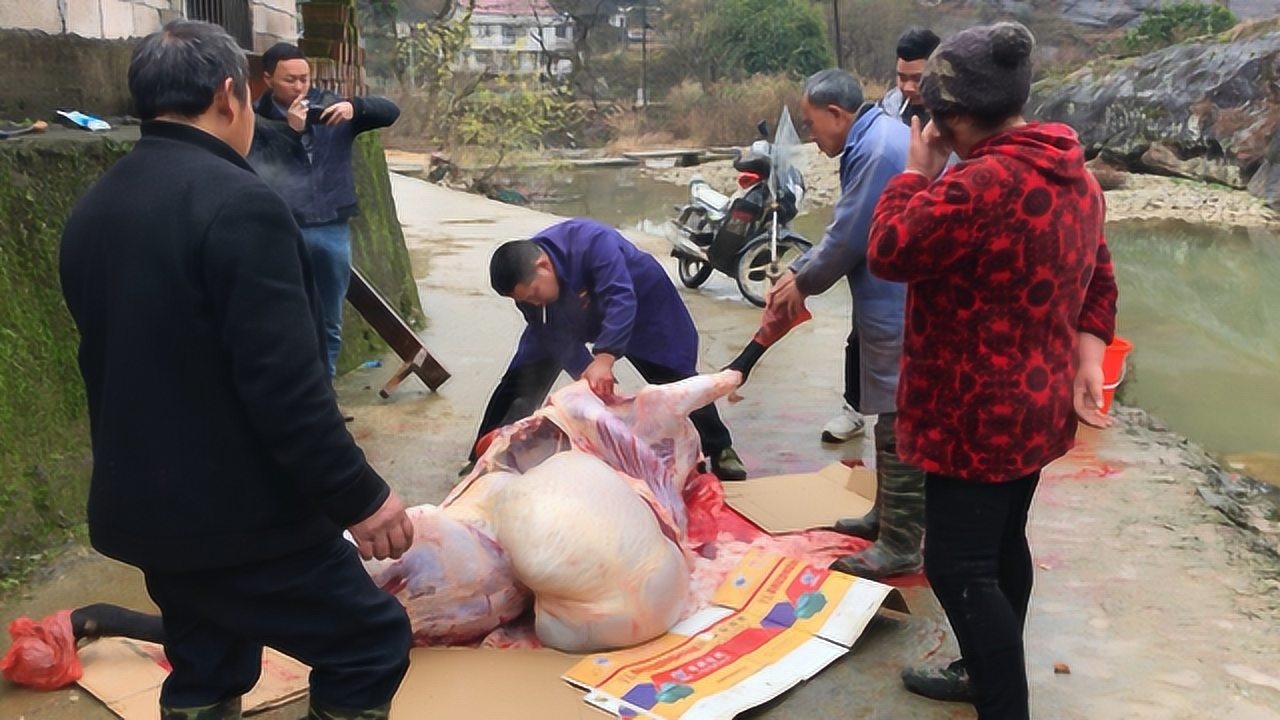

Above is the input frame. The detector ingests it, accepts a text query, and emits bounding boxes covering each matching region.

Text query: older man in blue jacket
[766,68,925,578]
[472,218,745,481]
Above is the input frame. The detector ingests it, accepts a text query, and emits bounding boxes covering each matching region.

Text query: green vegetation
[702,0,834,79]
[1123,1,1238,52]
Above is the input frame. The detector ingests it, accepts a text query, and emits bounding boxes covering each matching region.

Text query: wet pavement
[3,173,1279,719]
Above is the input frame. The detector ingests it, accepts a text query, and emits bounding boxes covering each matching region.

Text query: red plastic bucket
[1100,335,1132,413]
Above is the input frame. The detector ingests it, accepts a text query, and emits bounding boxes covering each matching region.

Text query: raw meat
[364,370,743,652]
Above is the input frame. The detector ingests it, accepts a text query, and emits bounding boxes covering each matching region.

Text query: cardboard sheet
[563,549,906,720]
[722,462,878,533]
[76,638,308,719]
[391,648,596,718]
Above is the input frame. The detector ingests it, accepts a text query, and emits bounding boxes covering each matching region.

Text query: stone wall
[0,28,137,120]
[0,132,126,573]
[0,0,297,52]
[0,127,422,575]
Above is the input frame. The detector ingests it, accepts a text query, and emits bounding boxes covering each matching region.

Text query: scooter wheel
[735,236,811,307]
[677,256,713,288]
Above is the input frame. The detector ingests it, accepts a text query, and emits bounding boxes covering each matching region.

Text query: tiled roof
[470,0,559,16]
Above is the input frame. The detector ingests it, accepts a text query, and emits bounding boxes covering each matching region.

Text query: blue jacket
[509,219,700,376]
[249,89,400,227]
[790,105,909,414]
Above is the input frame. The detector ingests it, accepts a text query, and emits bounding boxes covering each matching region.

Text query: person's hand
[583,353,617,398]
[286,95,308,133]
[347,491,414,561]
[765,270,806,323]
[320,101,355,126]
[907,116,950,179]
[1073,361,1112,428]
[1074,332,1113,428]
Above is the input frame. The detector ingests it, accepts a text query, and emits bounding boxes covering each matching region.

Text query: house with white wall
[0,0,297,51]
[463,0,573,76]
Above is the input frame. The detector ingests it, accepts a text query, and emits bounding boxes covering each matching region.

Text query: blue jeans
[301,222,352,376]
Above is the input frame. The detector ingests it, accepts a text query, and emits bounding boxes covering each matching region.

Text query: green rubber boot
[830,414,925,579]
[161,697,241,720]
[308,701,392,720]
[832,490,881,541]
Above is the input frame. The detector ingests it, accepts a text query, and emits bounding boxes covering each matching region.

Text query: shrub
[703,0,834,79]
[1123,2,1238,53]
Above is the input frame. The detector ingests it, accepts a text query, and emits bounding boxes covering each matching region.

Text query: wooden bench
[346,268,450,398]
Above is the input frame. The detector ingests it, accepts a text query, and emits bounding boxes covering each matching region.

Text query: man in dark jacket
[59,21,413,720]
[472,218,746,481]
[249,42,401,376]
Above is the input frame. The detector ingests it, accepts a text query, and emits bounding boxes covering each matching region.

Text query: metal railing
[186,0,254,49]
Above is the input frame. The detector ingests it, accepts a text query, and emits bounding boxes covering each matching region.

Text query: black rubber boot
[901,659,977,703]
[829,414,924,579]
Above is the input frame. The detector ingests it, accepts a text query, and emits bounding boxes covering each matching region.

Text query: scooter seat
[733,153,772,178]
[691,182,730,214]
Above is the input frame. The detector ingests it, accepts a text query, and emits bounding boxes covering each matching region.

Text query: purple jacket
[509,218,699,376]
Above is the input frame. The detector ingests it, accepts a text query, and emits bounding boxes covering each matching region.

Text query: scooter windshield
[771,106,805,211]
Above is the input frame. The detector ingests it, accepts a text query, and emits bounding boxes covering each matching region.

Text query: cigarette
[899,96,910,116]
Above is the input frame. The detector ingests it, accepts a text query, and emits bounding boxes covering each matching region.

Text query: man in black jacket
[59,21,414,720]
[249,43,401,376]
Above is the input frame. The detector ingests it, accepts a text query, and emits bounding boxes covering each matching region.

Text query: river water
[497,166,1280,481]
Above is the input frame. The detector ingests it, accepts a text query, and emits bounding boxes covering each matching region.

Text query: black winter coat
[249,89,400,227]
[59,121,390,571]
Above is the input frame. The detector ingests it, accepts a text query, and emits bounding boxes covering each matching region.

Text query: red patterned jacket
[868,123,1118,482]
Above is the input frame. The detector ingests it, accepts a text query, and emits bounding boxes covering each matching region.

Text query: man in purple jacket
[471,218,745,481]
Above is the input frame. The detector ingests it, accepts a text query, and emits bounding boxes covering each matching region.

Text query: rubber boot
[161,697,241,720]
[902,659,977,703]
[830,414,924,579]
[308,701,391,720]
[832,488,881,541]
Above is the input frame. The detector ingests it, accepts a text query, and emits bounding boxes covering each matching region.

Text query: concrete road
[3,173,1278,720]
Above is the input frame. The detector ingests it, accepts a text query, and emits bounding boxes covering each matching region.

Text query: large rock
[1057,0,1152,29]
[996,0,1277,30]
[1031,24,1280,208]
[1248,123,1280,209]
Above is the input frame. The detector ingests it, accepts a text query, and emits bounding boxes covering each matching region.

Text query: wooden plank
[345,268,450,393]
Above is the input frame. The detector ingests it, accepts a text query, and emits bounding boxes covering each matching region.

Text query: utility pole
[641,1,649,108]
[832,0,843,69]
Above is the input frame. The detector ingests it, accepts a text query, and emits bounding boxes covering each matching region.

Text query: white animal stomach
[490,450,690,652]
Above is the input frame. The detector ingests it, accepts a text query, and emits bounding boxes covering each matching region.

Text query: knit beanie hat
[921,22,1035,124]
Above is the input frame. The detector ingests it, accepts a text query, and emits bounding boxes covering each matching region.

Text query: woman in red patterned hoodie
[867,22,1118,720]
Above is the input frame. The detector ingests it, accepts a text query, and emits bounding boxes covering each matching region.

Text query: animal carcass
[362,370,743,653]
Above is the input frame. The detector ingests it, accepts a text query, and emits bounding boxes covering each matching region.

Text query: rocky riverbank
[646,143,1280,229]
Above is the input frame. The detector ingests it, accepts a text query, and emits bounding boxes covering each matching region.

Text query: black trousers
[143,536,411,711]
[472,356,733,460]
[844,325,862,411]
[923,471,1041,720]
